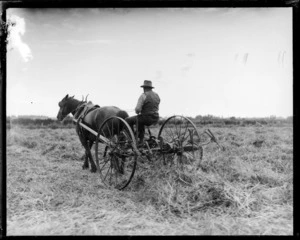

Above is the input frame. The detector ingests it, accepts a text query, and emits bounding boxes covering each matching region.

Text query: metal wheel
[158,115,203,169]
[95,116,138,190]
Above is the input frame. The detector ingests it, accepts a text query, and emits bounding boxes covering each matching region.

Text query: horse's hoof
[90,168,97,173]
[82,165,89,170]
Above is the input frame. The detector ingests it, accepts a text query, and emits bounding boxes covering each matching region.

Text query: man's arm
[135,93,146,114]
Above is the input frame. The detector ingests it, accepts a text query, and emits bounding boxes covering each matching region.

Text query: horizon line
[6,114,293,119]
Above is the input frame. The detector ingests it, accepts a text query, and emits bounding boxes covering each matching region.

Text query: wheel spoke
[181,122,189,143]
[111,121,114,138]
[173,117,179,138]
[102,129,112,148]
[178,118,183,140]
[103,163,112,182]
[166,127,175,142]
[181,131,195,148]
[109,164,114,185]
[99,157,110,171]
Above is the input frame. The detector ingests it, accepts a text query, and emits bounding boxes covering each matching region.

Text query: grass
[6,124,293,235]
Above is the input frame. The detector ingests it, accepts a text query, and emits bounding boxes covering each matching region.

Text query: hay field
[6,124,293,235]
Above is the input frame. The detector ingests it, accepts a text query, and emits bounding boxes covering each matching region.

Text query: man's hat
[141,80,154,88]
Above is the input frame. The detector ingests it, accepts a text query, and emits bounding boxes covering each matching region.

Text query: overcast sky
[7,8,292,118]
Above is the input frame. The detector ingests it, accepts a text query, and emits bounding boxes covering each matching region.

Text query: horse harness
[74,101,100,140]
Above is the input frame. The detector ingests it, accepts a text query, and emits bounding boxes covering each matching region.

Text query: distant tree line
[156,115,293,127]
[188,115,292,126]
[7,115,293,129]
[191,115,292,126]
[6,116,74,129]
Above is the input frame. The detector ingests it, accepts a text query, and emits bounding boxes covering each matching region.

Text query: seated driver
[126,80,160,144]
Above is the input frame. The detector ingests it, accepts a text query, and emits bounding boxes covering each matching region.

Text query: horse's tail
[117,110,129,120]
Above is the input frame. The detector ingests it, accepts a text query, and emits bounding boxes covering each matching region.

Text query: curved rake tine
[205,129,225,151]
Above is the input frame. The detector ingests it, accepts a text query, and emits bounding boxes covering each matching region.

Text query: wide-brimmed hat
[140,80,154,88]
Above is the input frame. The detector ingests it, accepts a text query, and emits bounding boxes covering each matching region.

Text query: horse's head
[57,94,75,121]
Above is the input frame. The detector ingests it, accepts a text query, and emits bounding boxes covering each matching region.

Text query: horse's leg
[79,136,89,170]
[82,152,89,169]
[86,140,97,173]
[82,143,90,170]
[76,127,89,170]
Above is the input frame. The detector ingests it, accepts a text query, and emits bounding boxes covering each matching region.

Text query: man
[126,80,160,144]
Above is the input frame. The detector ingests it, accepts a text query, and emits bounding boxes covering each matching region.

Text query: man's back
[141,90,160,115]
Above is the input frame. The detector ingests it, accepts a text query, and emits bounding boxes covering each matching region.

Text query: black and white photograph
[5,6,293,235]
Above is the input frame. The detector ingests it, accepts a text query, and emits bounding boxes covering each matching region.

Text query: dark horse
[57,94,129,172]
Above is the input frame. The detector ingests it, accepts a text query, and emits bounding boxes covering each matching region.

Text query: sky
[6,8,293,118]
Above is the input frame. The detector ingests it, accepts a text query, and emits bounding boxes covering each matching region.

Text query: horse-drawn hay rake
[73,115,224,190]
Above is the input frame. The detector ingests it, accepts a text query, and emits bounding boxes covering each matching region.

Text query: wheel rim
[158,115,203,168]
[95,117,138,190]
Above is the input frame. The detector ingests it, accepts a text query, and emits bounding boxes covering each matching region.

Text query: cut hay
[7,126,293,235]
